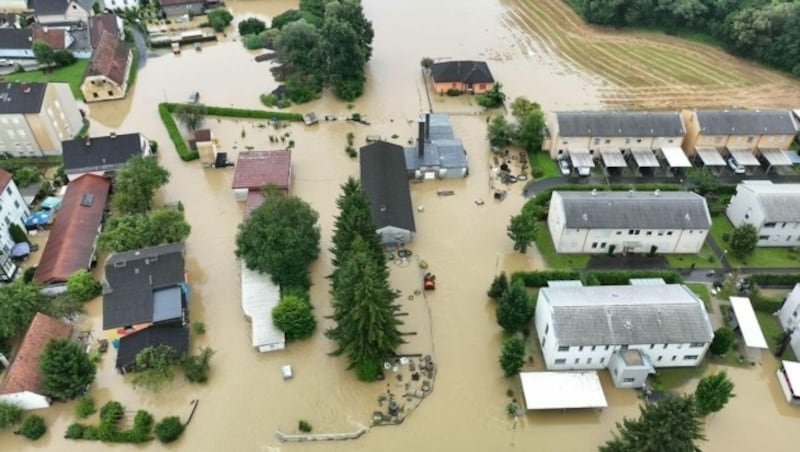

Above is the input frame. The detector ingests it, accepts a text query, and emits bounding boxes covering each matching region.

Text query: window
[574,358,580,364]
[3,216,9,226]
[600,242,606,248]
[107,91,114,96]
[578,346,584,352]
[616,231,622,235]
[620,345,628,351]
[591,242,598,249]
[545,324,549,335]
[614,368,619,376]
[683,355,699,360]
[759,235,770,240]
[747,136,754,143]
[663,344,668,349]
[623,378,635,383]
[605,139,611,144]
[649,344,655,349]
[634,230,640,235]
[605,345,610,351]
[594,138,600,145]
[667,231,673,236]
[636,139,642,143]
[587,358,592,364]
[558,346,569,352]
[92,92,98,98]
[628,229,634,235]
[478,84,485,90]
[668,139,674,143]
[555,359,566,365]
[541,337,546,348]
[782,223,788,228]
[657,356,663,362]
[13,200,19,209]
[689,343,704,348]
[600,357,605,364]
[764,222,776,228]
[671,355,677,361]
[5,187,10,195]
[591,346,596,351]
[646,231,652,236]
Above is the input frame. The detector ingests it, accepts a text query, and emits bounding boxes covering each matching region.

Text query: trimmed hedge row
[201,105,303,121]
[585,270,683,286]
[511,270,582,288]
[751,297,782,314]
[158,103,197,161]
[745,274,800,288]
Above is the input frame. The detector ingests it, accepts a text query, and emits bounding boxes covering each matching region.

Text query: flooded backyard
[3,0,800,451]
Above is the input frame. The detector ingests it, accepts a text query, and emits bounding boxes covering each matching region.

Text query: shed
[728,297,768,350]
[519,371,607,410]
[777,361,800,405]
[240,263,284,353]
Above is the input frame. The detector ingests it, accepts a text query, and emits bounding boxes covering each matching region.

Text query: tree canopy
[39,339,96,400]
[709,327,736,355]
[272,294,316,340]
[510,97,546,153]
[235,189,320,290]
[599,395,705,452]
[496,279,533,333]
[0,281,47,341]
[729,223,758,259]
[499,335,526,377]
[207,8,234,32]
[65,269,102,303]
[694,370,735,417]
[173,103,206,132]
[238,17,267,36]
[110,155,170,215]
[97,207,191,253]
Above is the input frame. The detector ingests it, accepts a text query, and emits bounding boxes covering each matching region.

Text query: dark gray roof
[103,243,186,329]
[0,82,46,114]
[541,285,714,346]
[29,0,69,16]
[116,325,189,371]
[62,133,144,174]
[554,190,711,230]
[360,141,415,232]
[696,109,798,135]
[0,28,33,51]
[429,60,494,84]
[404,113,468,172]
[555,111,685,137]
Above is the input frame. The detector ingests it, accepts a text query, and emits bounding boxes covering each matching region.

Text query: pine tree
[329,177,383,269]
[326,236,403,381]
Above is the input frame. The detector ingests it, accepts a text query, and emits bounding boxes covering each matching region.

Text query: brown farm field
[501,0,800,108]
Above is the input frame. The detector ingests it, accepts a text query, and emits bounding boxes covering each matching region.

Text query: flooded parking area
[3,1,800,451]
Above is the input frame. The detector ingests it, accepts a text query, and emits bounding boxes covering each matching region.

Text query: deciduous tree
[496,280,533,333]
[0,401,22,429]
[694,370,735,417]
[487,115,515,148]
[0,281,47,341]
[709,327,736,355]
[207,8,233,32]
[238,17,266,36]
[235,188,320,290]
[272,294,316,340]
[729,223,758,259]
[98,208,190,252]
[39,339,96,400]
[66,269,102,303]
[32,40,55,67]
[477,83,506,109]
[487,271,509,300]
[131,345,181,392]
[499,335,526,377]
[173,103,206,131]
[507,211,538,253]
[110,155,170,215]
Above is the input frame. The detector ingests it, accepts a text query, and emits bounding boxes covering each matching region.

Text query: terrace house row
[547,190,711,255]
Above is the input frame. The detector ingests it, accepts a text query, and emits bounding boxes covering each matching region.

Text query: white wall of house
[0,178,32,256]
[0,114,41,156]
[0,391,51,410]
[778,285,800,330]
[233,188,249,202]
[0,0,28,11]
[535,295,710,371]
[727,186,800,247]
[0,48,35,59]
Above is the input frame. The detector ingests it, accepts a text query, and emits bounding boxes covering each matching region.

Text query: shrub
[487,272,509,300]
[298,419,312,433]
[420,57,433,68]
[745,273,800,288]
[75,396,96,419]
[65,423,85,439]
[499,335,526,377]
[0,401,22,428]
[243,34,263,49]
[585,270,683,285]
[445,88,461,96]
[23,266,37,283]
[182,347,215,383]
[510,270,581,288]
[272,294,316,340]
[355,358,382,382]
[99,401,124,426]
[192,321,206,334]
[17,415,46,440]
[154,416,184,443]
[710,327,736,355]
[238,17,266,36]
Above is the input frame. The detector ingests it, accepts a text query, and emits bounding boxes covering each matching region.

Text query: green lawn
[649,364,706,391]
[710,214,800,268]
[534,222,590,269]
[755,311,793,359]
[686,283,711,313]
[6,60,89,99]
[665,243,721,269]
[528,151,559,179]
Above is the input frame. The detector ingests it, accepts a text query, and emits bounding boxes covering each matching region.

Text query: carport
[629,148,659,168]
[695,147,726,167]
[759,148,793,173]
[569,150,595,169]
[660,146,692,168]
[727,148,760,168]
[600,149,627,168]
[728,296,768,362]
[520,371,607,411]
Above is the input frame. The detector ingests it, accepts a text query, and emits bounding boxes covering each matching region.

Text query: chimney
[425,112,431,140]
[654,189,660,197]
[110,132,116,139]
[417,116,425,157]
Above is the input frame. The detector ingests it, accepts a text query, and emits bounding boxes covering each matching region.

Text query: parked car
[188,91,200,103]
[0,59,13,67]
[727,156,745,174]
[576,166,591,177]
[558,158,572,176]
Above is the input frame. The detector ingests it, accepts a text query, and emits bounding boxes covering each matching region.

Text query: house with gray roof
[547,190,711,254]
[0,28,34,59]
[544,111,686,165]
[29,0,91,26]
[726,181,800,247]
[429,60,494,94]
[534,280,713,377]
[403,113,468,179]
[360,141,415,245]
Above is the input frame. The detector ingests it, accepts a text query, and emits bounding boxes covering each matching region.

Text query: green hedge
[158,103,197,161]
[585,270,683,286]
[201,105,303,121]
[745,274,800,288]
[511,270,582,288]
[751,297,782,314]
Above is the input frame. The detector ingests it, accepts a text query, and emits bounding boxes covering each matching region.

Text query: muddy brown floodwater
[3,1,799,451]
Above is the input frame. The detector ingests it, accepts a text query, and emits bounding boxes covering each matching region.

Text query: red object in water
[424,273,436,291]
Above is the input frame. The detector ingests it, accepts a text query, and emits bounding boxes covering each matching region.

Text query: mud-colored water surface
[3,1,799,451]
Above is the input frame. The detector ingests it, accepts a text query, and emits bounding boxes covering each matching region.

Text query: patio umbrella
[11,242,30,258]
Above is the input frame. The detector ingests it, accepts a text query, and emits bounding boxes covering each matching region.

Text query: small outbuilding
[777,360,800,405]
[232,150,292,201]
[727,296,769,361]
[608,349,654,389]
[360,141,415,245]
[519,371,608,411]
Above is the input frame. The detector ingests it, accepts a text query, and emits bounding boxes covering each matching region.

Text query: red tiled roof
[85,31,131,86]
[243,191,265,220]
[33,174,110,284]
[194,129,211,143]
[33,26,66,50]
[0,313,72,396]
[232,150,291,190]
[90,14,120,49]
[0,168,12,192]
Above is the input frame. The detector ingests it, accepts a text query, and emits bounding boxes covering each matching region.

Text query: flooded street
[4,1,800,451]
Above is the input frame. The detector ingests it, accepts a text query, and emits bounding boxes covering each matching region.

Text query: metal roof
[737,181,800,222]
[62,133,145,174]
[0,82,47,115]
[520,371,608,410]
[555,111,685,137]
[759,148,792,167]
[630,148,660,167]
[569,150,595,168]
[362,141,415,232]
[240,263,284,352]
[729,297,768,349]
[780,361,800,399]
[404,113,468,172]
[661,147,692,168]
[540,284,714,346]
[696,109,798,135]
[728,148,760,166]
[600,149,627,167]
[554,190,711,230]
[696,147,726,166]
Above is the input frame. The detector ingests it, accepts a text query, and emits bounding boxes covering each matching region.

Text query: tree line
[569,0,800,75]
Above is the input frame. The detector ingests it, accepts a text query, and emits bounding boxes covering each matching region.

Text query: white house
[726,181,800,247]
[0,313,72,410]
[534,281,714,379]
[240,262,284,353]
[547,190,711,254]
[777,284,800,359]
[0,168,31,281]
